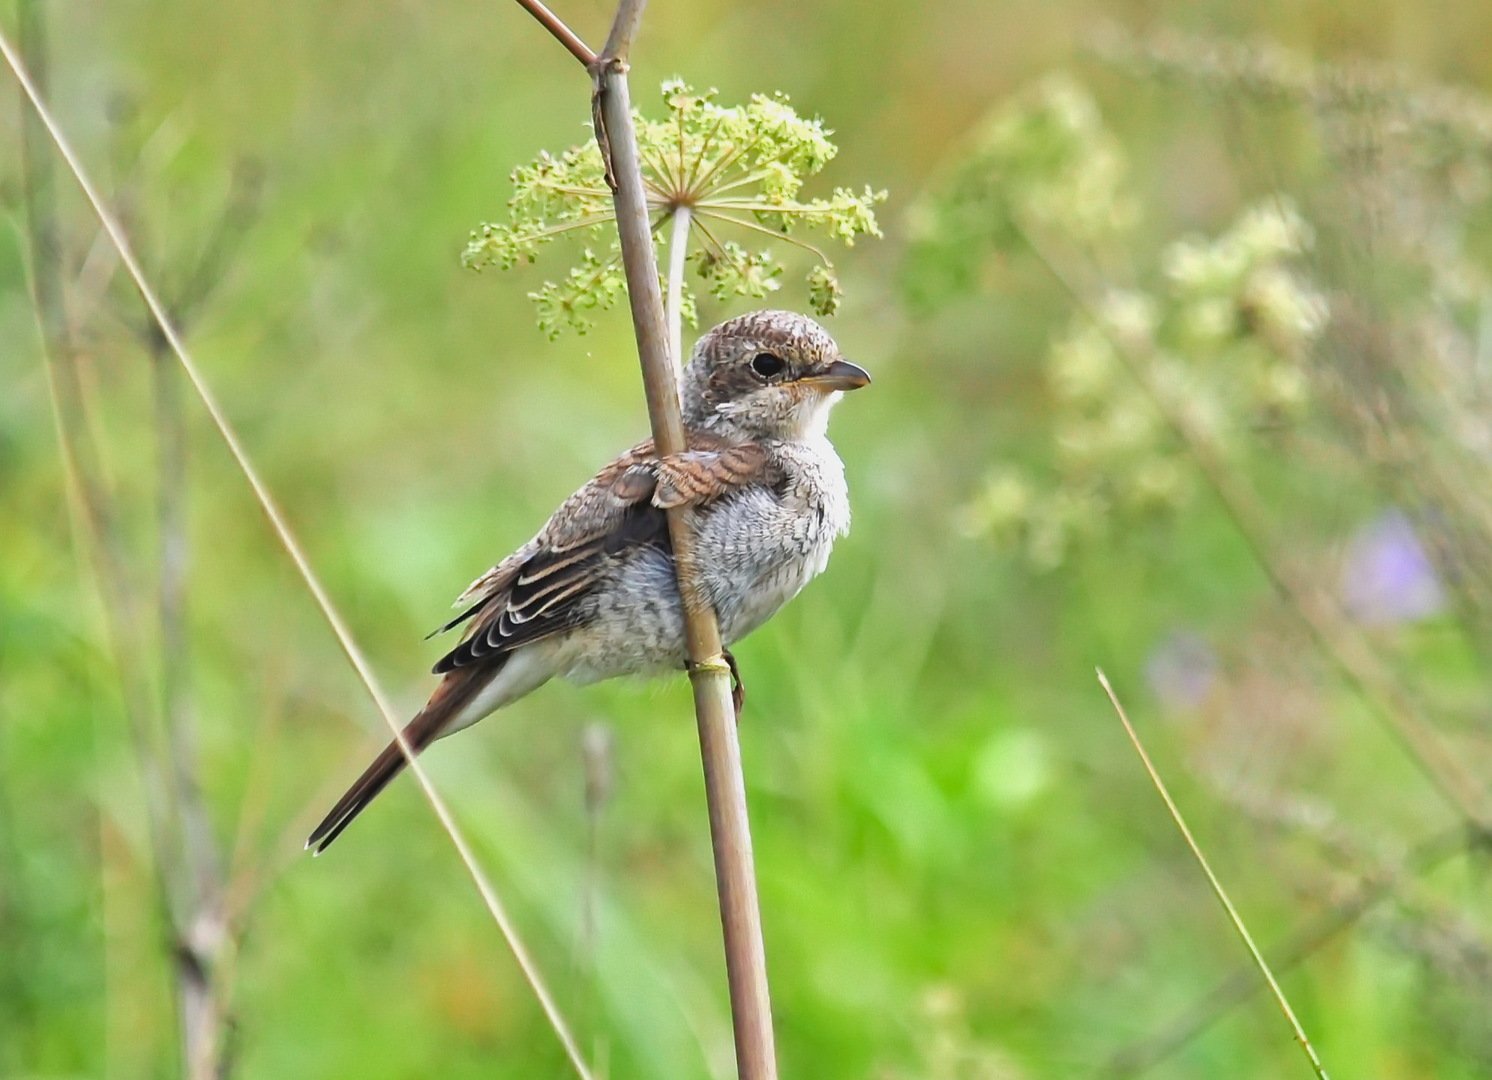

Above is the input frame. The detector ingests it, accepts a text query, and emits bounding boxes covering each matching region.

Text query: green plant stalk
[666,206,692,368]
[1097,670,1331,1080]
[149,327,233,1080]
[15,5,212,1071]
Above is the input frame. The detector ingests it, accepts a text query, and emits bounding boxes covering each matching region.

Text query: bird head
[680,310,871,441]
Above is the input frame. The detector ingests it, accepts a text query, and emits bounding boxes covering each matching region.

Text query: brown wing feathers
[431,437,761,675]
[650,443,769,509]
[308,434,773,853]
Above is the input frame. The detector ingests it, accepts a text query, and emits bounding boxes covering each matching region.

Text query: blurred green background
[6,0,1492,1077]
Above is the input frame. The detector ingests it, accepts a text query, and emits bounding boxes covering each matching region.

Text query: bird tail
[306,665,498,854]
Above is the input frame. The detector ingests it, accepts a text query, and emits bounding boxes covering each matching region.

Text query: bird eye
[750,352,786,379]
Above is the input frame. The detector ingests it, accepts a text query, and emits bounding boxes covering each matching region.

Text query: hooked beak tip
[812,359,871,391]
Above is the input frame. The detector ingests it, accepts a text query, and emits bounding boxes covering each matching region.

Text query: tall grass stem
[1096,669,1331,1080]
[0,29,592,1080]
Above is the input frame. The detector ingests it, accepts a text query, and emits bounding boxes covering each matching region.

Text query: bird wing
[430,433,772,674]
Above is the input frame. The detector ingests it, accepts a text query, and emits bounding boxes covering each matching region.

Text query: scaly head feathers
[680,310,871,440]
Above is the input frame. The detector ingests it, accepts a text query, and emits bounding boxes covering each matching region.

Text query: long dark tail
[306,667,496,854]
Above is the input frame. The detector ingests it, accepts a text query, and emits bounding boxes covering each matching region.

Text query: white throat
[710,390,842,441]
[794,390,842,439]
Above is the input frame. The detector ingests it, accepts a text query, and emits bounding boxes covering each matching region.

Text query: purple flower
[1145,630,1219,711]
[1339,510,1445,626]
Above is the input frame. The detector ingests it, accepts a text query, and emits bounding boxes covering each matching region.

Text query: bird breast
[700,435,851,645]
[558,436,850,685]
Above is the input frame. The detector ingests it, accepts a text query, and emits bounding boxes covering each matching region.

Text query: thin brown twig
[1096,670,1331,1080]
[0,29,592,1080]
[514,0,597,66]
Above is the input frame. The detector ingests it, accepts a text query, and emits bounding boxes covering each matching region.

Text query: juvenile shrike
[308,310,869,852]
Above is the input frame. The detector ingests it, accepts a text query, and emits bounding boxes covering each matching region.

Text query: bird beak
[803,359,872,391]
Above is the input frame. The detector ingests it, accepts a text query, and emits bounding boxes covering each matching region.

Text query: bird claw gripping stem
[587,56,629,193]
[688,650,746,721]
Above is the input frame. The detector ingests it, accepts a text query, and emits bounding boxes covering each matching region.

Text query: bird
[306,309,870,853]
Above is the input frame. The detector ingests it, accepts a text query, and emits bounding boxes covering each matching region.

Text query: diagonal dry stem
[1104,823,1468,1076]
[1097,669,1331,1080]
[0,28,592,1080]
[512,0,597,65]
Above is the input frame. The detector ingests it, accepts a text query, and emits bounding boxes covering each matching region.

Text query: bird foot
[723,649,745,721]
[685,651,746,723]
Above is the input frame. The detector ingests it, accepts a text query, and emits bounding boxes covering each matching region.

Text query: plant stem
[579,723,613,1076]
[0,27,591,1080]
[666,206,691,369]
[16,8,210,1071]
[585,2,779,1075]
[1105,823,1469,1076]
[1097,670,1331,1080]
[513,0,597,65]
[151,328,232,1080]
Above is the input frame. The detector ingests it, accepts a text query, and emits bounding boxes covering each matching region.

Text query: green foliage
[465,80,886,337]
[913,80,1328,568]
[13,7,1492,1080]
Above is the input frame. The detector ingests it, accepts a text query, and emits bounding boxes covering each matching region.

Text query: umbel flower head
[465,80,886,337]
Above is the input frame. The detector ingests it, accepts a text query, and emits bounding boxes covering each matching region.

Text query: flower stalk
[465,74,884,338]
[516,1,781,1075]
[666,206,692,367]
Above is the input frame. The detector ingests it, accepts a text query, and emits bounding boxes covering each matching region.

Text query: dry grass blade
[1095,669,1331,1080]
[0,30,593,1080]
[1106,824,1468,1075]
[513,0,597,65]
